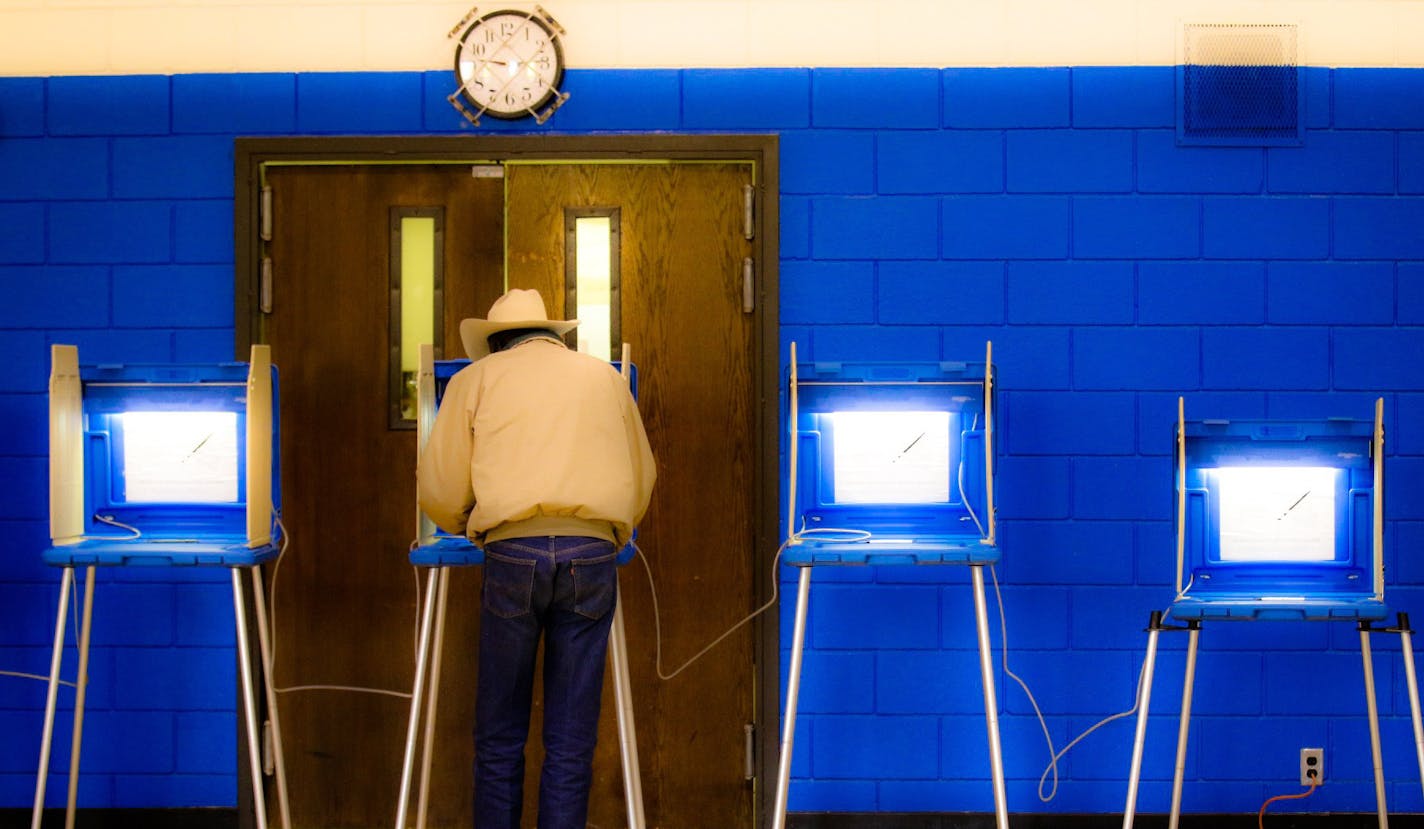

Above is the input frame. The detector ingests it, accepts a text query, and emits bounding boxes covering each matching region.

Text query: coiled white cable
[633,524,871,682]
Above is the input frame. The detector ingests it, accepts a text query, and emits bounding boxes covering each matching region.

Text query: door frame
[233,133,782,827]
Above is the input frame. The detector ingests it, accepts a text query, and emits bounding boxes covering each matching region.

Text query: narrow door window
[564,207,620,361]
[390,207,444,428]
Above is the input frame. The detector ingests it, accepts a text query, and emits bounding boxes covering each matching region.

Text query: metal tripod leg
[396,567,442,829]
[772,566,812,829]
[413,566,451,829]
[1396,613,1424,799]
[1123,612,1164,829]
[608,577,647,829]
[970,565,1009,829]
[1167,623,1200,829]
[232,568,270,829]
[249,566,291,829]
[1361,623,1389,829]
[32,566,74,829]
[62,567,95,829]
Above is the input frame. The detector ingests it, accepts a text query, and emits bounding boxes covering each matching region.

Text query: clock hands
[449,6,567,125]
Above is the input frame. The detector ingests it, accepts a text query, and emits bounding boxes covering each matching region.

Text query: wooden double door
[258,159,760,827]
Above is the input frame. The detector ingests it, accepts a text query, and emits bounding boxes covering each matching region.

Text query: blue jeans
[475,536,617,829]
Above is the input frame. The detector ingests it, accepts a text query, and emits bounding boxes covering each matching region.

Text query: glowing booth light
[116,411,240,504]
[47,346,278,551]
[785,345,997,564]
[827,411,953,505]
[1213,466,1338,562]
[1170,399,1386,621]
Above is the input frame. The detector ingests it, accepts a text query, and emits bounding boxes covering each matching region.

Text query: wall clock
[448,6,569,125]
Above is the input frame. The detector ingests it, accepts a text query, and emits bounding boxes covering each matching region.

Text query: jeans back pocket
[482,553,537,619]
[571,556,616,620]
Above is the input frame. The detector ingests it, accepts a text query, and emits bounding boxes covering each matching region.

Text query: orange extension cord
[1258,779,1320,828]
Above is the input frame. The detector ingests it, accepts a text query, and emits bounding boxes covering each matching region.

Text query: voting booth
[772,342,1006,829]
[1123,398,1424,828]
[394,345,646,829]
[34,344,291,829]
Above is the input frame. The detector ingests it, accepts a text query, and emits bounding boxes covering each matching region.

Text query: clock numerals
[450,7,566,123]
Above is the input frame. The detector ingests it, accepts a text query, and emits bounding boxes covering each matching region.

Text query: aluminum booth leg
[250,566,292,829]
[1167,622,1200,829]
[1122,611,1165,829]
[1360,623,1390,829]
[232,567,271,829]
[395,567,442,829]
[1395,613,1424,799]
[31,567,75,829]
[771,566,812,829]
[970,565,1010,829]
[413,567,451,829]
[608,576,647,829]
[62,567,96,829]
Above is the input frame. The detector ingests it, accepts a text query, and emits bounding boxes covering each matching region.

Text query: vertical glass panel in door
[565,208,620,362]
[390,208,444,428]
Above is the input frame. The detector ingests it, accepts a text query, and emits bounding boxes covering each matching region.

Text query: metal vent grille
[1179,23,1302,146]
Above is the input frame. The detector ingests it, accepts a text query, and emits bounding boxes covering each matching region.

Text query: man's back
[417,336,656,547]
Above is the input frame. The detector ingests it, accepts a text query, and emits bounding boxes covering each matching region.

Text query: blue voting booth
[34,345,291,829]
[1123,398,1424,828]
[773,342,1007,829]
[394,344,646,829]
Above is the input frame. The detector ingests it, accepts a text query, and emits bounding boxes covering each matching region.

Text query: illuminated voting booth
[1123,399,1424,828]
[773,342,1005,829]
[394,344,646,829]
[34,345,291,829]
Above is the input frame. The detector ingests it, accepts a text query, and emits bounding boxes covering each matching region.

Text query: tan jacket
[417,337,656,547]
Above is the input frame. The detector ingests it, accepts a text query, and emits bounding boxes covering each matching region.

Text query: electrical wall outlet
[1300,747,1324,786]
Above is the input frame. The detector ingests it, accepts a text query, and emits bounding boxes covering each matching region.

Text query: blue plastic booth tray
[782,535,1000,567]
[1166,595,1389,622]
[43,536,280,568]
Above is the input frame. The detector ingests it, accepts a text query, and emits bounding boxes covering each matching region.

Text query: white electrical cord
[2,543,86,689]
[264,509,414,700]
[635,539,785,682]
[3,511,420,702]
[91,514,142,538]
[0,670,77,687]
[987,564,1149,802]
[633,524,871,683]
[960,420,1151,803]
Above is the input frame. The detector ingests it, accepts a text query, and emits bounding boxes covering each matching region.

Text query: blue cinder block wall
[1,66,1422,815]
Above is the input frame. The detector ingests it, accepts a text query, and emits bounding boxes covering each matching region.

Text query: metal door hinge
[262,719,275,776]
[260,257,273,314]
[260,185,272,242]
[742,184,755,240]
[744,723,755,780]
[741,257,754,314]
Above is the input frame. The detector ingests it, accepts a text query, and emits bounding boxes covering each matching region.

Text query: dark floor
[8,811,1424,828]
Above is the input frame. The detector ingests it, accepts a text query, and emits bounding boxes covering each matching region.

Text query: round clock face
[453,10,565,119]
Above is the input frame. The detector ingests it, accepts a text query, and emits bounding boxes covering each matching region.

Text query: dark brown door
[262,161,757,827]
[506,163,757,828]
[263,164,502,827]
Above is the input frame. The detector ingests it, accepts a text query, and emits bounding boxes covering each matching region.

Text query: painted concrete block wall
[1,65,1422,816]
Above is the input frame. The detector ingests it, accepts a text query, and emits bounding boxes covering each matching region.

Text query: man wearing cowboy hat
[418,288,656,829]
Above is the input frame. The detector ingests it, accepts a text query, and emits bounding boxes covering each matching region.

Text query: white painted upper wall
[2,0,1422,76]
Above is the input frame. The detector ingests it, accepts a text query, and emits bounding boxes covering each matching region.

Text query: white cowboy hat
[459,288,579,360]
